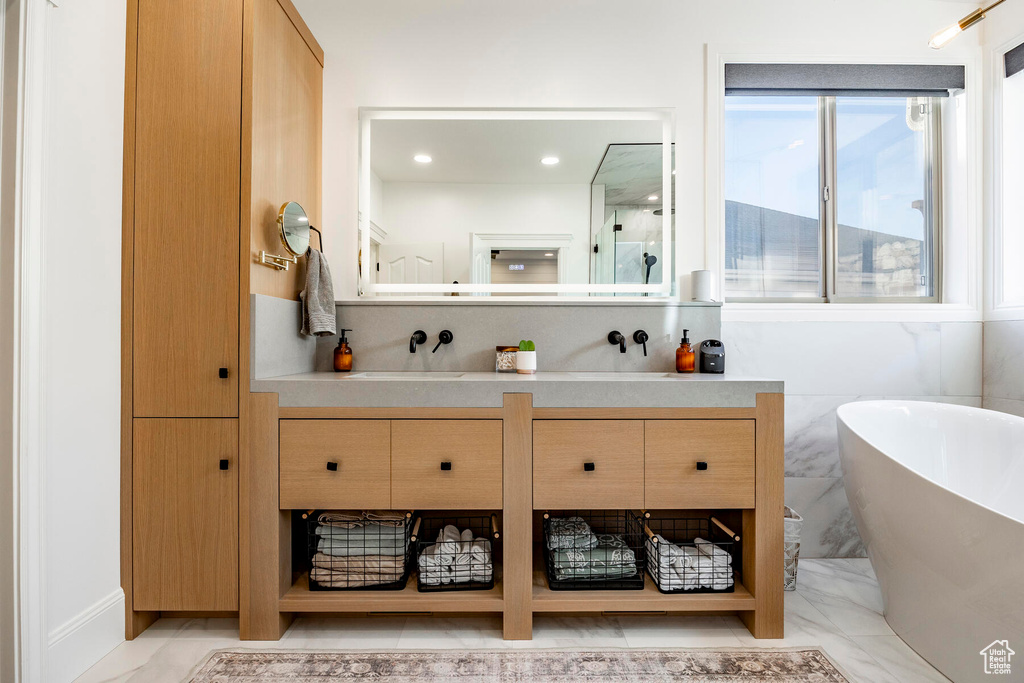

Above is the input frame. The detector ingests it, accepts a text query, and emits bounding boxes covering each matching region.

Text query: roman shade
[1007,42,1024,79]
[725,63,966,97]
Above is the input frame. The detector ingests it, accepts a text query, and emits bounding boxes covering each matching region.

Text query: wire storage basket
[643,515,740,594]
[542,510,645,591]
[306,510,415,591]
[415,514,500,592]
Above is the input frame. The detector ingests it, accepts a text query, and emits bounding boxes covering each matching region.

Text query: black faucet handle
[608,330,626,354]
[410,330,427,353]
[632,330,649,357]
[433,329,454,353]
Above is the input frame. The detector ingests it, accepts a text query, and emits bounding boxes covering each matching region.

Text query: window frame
[724,95,943,304]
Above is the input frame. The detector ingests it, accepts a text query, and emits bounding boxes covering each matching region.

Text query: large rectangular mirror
[358,109,674,297]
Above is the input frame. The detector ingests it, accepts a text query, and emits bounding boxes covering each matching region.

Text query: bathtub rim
[836,399,1024,527]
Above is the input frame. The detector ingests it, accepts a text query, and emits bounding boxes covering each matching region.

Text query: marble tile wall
[723,320,984,558]
[983,318,1024,418]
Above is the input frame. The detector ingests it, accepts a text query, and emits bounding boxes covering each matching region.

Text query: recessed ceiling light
[540,156,560,165]
[414,154,432,163]
[648,195,659,201]
[544,252,554,256]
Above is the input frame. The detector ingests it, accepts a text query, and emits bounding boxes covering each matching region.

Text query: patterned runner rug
[189,648,849,682]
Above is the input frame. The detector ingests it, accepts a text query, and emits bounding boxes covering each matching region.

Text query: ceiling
[370,118,662,185]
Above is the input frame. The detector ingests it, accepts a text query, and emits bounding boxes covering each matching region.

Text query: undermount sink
[568,372,672,379]
[347,371,466,379]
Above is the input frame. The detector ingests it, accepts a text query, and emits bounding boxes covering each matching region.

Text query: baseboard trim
[47,588,125,683]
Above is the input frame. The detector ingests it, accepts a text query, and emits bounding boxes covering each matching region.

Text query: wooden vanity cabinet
[644,420,755,509]
[280,420,391,509]
[391,420,503,509]
[132,419,238,611]
[533,420,644,509]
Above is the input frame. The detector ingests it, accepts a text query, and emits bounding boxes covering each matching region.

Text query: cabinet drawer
[391,420,502,509]
[279,420,391,509]
[644,420,755,509]
[533,420,644,509]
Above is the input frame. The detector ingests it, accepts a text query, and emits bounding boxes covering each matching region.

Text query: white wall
[380,181,591,284]
[39,0,127,680]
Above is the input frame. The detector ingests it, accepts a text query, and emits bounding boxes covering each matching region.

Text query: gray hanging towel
[300,248,336,336]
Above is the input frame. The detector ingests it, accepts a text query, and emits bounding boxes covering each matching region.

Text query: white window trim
[985,30,1024,321]
[706,46,984,323]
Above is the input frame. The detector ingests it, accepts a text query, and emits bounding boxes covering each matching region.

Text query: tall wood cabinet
[122,0,323,638]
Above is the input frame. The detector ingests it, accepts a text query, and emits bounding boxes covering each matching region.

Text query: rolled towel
[419,565,454,586]
[438,525,462,556]
[695,537,732,566]
[468,538,491,565]
[418,539,454,569]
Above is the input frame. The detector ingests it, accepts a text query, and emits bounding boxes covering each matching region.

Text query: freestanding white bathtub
[837,401,1024,683]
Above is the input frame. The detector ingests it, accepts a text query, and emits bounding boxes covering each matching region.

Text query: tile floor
[76,559,949,682]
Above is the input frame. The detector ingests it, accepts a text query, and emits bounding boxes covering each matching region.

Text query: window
[721,63,960,303]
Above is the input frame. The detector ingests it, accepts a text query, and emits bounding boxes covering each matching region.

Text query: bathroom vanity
[241,369,784,641]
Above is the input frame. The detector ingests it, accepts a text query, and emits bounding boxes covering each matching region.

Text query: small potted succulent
[516,340,537,375]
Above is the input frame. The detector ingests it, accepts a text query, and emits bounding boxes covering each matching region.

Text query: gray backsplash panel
[312,300,722,373]
[251,294,317,379]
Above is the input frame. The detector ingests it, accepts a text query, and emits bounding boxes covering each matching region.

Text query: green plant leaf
[526,340,536,352]
[518,340,528,351]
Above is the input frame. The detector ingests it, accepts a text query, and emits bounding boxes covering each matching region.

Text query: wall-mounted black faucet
[608,330,626,354]
[409,330,427,353]
[433,329,454,353]
[633,330,649,357]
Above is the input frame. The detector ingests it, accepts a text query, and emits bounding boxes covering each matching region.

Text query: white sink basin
[568,372,672,379]
[348,371,466,379]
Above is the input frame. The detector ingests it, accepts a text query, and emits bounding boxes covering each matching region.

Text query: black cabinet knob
[696,461,708,471]
[440,461,452,471]
[219,459,229,470]
[326,461,338,472]
[584,462,596,472]
[218,367,229,379]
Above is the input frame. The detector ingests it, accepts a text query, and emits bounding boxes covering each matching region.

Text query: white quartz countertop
[251,371,783,409]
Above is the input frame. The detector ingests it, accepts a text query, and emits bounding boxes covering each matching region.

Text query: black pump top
[681,329,690,345]
[337,328,352,344]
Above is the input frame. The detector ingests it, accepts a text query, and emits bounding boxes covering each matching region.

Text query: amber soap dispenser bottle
[676,329,695,373]
[334,328,354,372]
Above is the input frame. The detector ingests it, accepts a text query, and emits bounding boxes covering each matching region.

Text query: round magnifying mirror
[277,201,310,256]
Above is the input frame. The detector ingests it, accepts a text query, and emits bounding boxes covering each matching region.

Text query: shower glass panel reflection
[591,144,670,293]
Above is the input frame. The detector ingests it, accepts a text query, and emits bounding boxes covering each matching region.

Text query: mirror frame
[358,108,674,297]
[277,201,311,257]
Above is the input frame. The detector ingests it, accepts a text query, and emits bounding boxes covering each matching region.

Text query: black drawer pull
[696,461,708,471]
[218,367,229,379]
[583,462,596,472]
[326,461,338,472]
[440,461,452,471]
[219,459,229,471]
